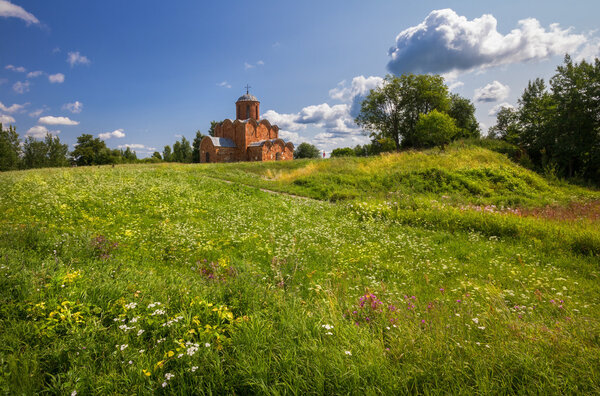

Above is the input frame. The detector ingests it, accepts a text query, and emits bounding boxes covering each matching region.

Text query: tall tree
[71,134,111,166]
[414,110,459,148]
[22,136,49,169]
[163,145,173,162]
[0,124,21,171]
[448,94,480,139]
[207,121,219,137]
[192,130,206,163]
[355,74,450,150]
[45,134,69,167]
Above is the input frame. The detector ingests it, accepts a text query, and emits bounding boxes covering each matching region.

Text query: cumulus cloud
[63,101,83,114]
[99,129,126,140]
[488,102,516,116]
[48,73,65,83]
[387,9,587,75]
[5,64,26,72]
[0,114,16,124]
[0,0,39,24]
[329,75,384,117]
[217,81,232,89]
[38,116,79,126]
[67,51,91,67]
[474,81,510,102]
[13,81,30,94]
[0,101,26,114]
[26,125,60,138]
[576,37,600,62]
[27,70,43,78]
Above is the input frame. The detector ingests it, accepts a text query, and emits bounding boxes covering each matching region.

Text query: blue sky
[1,1,599,156]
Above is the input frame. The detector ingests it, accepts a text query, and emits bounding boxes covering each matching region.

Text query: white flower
[205,343,211,348]
[151,309,165,316]
[128,360,133,364]
[120,344,128,351]
[130,316,139,323]
[321,324,333,330]
[478,326,486,330]
[165,373,175,380]
[162,382,167,388]
[177,353,184,358]
[325,331,333,335]
[139,349,145,353]
[472,318,479,324]
[345,351,352,356]
[191,366,198,372]
[125,302,137,309]
[71,391,77,396]
[137,329,145,336]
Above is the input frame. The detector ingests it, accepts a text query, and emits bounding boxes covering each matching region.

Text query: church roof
[248,139,283,147]
[208,136,236,148]
[236,93,259,102]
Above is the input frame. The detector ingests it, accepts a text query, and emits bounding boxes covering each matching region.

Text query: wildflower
[191,366,198,372]
[205,343,211,348]
[130,316,139,323]
[162,382,167,388]
[456,299,462,303]
[325,331,333,335]
[137,329,144,336]
[125,302,137,310]
[120,344,128,351]
[345,351,352,356]
[478,326,486,330]
[157,338,166,344]
[71,391,77,396]
[165,373,174,380]
[151,309,165,316]
[177,353,184,358]
[128,360,133,365]
[472,318,479,324]
[322,324,333,330]
[139,349,145,353]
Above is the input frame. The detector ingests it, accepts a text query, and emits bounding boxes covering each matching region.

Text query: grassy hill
[0,146,599,394]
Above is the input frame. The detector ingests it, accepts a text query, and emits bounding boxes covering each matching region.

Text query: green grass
[0,147,599,394]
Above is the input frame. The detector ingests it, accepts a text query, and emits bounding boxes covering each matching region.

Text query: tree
[45,134,69,167]
[71,134,109,166]
[163,145,173,162]
[152,151,162,161]
[488,107,520,144]
[0,123,21,171]
[22,136,49,169]
[172,137,192,163]
[207,121,219,137]
[355,74,450,151]
[331,147,356,157]
[414,110,459,148]
[448,94,480,139]
[192,130,206,163]
[294,142,320,159]
[122,147,138,163]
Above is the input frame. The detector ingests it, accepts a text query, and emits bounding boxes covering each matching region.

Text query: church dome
[236,93,259,102]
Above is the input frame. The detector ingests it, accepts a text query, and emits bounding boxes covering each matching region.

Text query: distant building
[199,90,294,163]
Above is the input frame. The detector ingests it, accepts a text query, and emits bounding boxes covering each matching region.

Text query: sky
[1,0,600,157]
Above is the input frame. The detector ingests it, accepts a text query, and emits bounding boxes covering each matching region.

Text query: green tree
[152,151,162,161]
[22,136,49,168]
[331,147,356,157]
[355,74,450,151]
[294,142,320,159]
[208,121,219,137]
[488,107,520,144]
[45,134,69,167]
[172,137,193,163]
[192,130,206,163]
[163,145,173,162]
[0,123,21,171]
[71,134,112,166]
[448,94,480,139]
[414,110,459,148]
[122,147,138,163]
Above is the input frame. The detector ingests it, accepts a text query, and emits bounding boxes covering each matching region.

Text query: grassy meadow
[1,146,599,394]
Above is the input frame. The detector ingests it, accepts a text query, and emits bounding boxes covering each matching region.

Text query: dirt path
[203,175,318,201]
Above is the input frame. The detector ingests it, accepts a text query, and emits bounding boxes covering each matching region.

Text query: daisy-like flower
[205,343,211,348]
[472,318,479,324]
[345,351,352,356]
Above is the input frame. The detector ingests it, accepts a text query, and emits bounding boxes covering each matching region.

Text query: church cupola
[235,85,260,120]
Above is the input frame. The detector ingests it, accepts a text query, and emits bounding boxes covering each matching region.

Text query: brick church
[199,90,294,163]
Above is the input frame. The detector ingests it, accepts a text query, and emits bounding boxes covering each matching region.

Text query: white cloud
[576,37,600,62]
[387,9,587,75]
[0,0,39,24]
[99,129,125,140]
[27,70,43,78]
[29,107,46,118]
[48,73,65,83]
[262,110,307,132]
[63,101,83,114]
[117,143,156,152]
[0,101,26,113]
[26,125,60,138]
[38,116,79,126]
[13,81,30,94]
[244,61,264,70]
[474,81,510,102]
[488,102,516,116]
[0,114,16,124]
[5,64,26,72]
[278,130,303,145]
[328,75,384,116]
[67,51,91,67]
[217,81,232,89]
